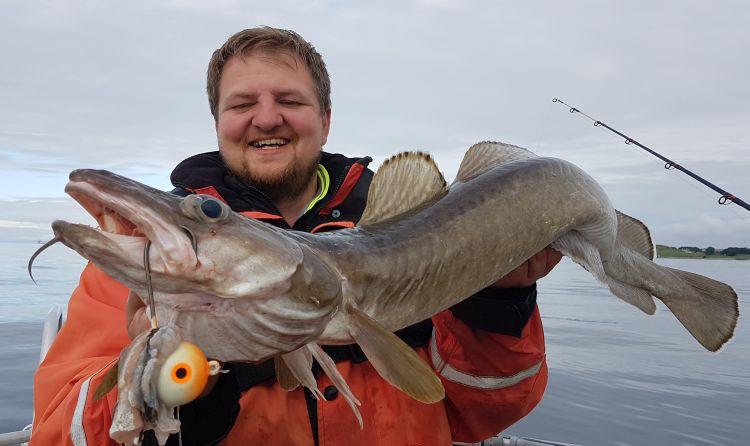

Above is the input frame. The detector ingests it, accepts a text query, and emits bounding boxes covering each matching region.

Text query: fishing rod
[552,98,750,213]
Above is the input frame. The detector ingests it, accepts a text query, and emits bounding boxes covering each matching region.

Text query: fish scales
[309,157,615,340]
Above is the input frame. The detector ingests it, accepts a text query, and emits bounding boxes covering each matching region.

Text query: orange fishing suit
[32,151,547,445]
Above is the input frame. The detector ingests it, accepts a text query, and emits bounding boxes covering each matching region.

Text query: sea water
[1,228,748,445]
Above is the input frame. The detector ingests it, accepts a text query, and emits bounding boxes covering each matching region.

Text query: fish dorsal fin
[347,305,445,404]
[616,210,654,260]
[454,141,538,183]
[358,151,447,227]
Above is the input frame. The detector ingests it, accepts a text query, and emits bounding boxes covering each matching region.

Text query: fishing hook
[28,237,60,285]
[143,240,158,329]
[180,225,198,258]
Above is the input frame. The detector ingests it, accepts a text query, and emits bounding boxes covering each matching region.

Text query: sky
[1,0,749,247]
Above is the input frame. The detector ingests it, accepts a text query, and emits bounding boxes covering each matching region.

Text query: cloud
[0,220,50,230]
[653,214,750,248]
[1,0,748,245]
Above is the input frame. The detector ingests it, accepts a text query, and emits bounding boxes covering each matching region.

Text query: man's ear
[321,108,332,146]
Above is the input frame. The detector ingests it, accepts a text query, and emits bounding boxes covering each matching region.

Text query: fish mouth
[60,171,198,275]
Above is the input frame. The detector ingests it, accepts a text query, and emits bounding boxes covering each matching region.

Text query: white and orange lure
[157,341,222,407]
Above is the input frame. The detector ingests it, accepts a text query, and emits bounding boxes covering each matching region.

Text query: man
[33,27,561,445]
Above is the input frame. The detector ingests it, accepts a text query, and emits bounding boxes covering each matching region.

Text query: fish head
[53,169,305,299]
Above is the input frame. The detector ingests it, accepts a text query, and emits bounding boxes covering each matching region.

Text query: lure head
[157,341,221,407]
[110,326,221,445]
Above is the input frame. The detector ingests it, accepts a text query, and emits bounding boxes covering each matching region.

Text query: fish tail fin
[608,211,737,351]
[653,265,738,352]
[554,210,738,352]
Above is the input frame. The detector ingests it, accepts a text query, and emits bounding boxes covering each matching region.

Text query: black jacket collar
[170,150,372,231]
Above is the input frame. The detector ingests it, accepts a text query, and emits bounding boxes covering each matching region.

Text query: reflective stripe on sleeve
[430,329,543,390]
[70,376,91,446]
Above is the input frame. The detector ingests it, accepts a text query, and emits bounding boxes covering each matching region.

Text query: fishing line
[143,240,158,329]
[552,98,750,213]
[180,226,198,258]
[177,406,183,446]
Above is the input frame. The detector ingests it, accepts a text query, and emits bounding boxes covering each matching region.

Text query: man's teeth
[250,138,290,149]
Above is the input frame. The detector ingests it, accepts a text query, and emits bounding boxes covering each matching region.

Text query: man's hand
[126,291,151,340]
[491,246,562,289]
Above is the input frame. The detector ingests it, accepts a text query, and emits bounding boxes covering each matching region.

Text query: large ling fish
[39,142,738,444]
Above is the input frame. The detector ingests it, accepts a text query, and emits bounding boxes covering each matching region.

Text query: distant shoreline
[656,245,749,260]
[657,254,749,260]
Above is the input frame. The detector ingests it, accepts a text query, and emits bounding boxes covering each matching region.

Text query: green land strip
[656,245,750,260]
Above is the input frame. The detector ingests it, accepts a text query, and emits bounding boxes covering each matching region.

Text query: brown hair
[207,27,331,121]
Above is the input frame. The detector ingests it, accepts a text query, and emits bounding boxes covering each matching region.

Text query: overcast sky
[1,0,749,247]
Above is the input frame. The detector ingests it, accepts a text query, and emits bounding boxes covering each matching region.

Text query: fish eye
[180,195,230,222]
[157,342,210,407]
[200,199,223,219]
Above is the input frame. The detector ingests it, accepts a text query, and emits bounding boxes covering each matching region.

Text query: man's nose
[251,101,283,131]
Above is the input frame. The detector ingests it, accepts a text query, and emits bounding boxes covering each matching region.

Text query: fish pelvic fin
[275,355,300,391]
[454,141,538,183]
[358,151,447,227]
[347,305,445,404]
[278,348,320,397]
[307,343,363,428]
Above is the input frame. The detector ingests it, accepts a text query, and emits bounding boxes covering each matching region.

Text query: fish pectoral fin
[92,360,119,402]
[279,348,323,398]
[454,141,538,183]
[358,152,447,227]
[307,343,363,428]
[347,306,445,404]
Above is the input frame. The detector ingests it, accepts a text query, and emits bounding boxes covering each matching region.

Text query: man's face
[216,51,330,202]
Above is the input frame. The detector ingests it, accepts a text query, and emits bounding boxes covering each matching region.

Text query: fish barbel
[42,142,738,444]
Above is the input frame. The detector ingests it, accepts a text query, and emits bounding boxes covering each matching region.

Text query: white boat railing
[0,430,31,446]
[0,306,63,446]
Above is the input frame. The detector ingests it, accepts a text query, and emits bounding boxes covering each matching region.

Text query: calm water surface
[1,228,748,445]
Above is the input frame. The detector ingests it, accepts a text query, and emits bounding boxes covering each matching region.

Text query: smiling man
[215,50,330,221]
[32,27,560,446]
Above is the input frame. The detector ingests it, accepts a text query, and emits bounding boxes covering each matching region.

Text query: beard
[224,150,321,204]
